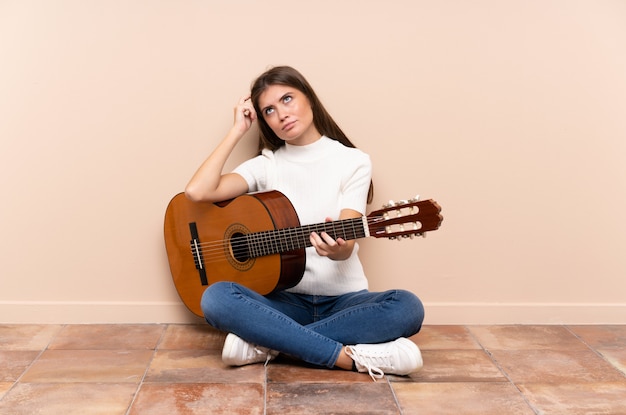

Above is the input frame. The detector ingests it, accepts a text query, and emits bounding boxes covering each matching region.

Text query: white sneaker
[345,338,423,381]
[221,333,278,366]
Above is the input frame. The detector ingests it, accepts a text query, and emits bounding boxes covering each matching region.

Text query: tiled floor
[1,324,625,414]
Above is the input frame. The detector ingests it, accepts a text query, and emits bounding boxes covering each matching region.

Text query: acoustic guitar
[164,190,443,316]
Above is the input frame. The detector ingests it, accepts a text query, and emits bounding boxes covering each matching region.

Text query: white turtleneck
[233,136,372,295]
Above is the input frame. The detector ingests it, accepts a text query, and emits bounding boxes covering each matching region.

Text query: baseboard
[0,301,205,324]
[1,301,625,325]
[423,302,626,325]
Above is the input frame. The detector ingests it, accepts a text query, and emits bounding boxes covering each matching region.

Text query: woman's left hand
[310,217,355,261]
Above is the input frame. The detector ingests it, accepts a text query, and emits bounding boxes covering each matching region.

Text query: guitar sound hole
[230,233,249,263]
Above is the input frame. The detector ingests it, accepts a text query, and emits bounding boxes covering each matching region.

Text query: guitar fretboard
[246,217,368,258]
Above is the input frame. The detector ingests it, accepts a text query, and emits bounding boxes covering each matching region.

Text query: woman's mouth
[282,120,297,131]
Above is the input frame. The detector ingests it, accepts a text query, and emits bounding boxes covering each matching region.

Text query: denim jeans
[201,282,425,368]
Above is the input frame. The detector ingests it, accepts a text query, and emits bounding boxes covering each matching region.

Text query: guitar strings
[179,201,435,268]
[192,217,368,255]
[186,216,394,265]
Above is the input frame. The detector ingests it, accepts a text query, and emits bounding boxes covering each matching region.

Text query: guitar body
[164,191,305,316]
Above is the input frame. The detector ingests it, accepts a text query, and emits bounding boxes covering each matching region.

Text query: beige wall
[1,0,625,324]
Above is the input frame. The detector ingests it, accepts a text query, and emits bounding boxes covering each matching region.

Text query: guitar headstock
[366,197,443,239]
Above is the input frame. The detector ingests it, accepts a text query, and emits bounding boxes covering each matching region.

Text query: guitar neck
[246,217,369,258]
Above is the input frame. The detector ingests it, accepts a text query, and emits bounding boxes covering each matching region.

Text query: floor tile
[568,325,626,349]
[0,350,40,381]
[0,382,136,415]
[48,324,165,350]
[158,324,225,351]
[489,349,626,384]
[469,325,588,350]
[0,382,13,399]
[397,349,507,383]
[393,382,536,415]
[569,325,626,374]
[145,350,265,383]
[2,323,625,414]
[518,382,626,415]
[594,348,626,375]
[267,359,373,383]
[411,325,482,350]
[129,383,264,415]
[0,325,63,351]
[20,349,153,383]
[267,382,400,414]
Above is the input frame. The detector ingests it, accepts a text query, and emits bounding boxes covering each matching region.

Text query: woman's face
[257,84,321,146]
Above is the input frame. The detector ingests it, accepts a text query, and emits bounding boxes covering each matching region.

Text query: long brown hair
[250,66,373,203]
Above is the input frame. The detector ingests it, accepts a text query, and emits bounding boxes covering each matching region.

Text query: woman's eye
[264,107,274,116]
[283,95,292,104]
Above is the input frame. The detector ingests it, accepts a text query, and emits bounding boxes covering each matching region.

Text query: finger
[320,232,337,246]
[309,232,320,247]
[242,98,255,118]
[311,232,331,249]
[235,103,255,124]
[309,234,327,255]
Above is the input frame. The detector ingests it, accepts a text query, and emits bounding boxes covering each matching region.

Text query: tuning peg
[383,200,396,208]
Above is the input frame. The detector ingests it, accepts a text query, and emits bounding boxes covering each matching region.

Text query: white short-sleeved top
[233,136,372,295]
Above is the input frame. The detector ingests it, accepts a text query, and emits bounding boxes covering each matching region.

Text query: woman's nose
[276,107,288,120]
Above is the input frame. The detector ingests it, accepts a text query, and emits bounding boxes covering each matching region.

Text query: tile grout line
[1,324,68,403]
[123,324,168,415]
[263,360,270,415]
[464,325,541,415]
[563,324,626,378]
[385,376,404,415]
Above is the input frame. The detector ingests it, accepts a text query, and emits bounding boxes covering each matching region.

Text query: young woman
[185,66,424,380]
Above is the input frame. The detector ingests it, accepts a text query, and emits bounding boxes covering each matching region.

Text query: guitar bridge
[189,222,208,286]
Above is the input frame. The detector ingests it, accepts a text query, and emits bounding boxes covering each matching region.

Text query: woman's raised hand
[233,96,257,134]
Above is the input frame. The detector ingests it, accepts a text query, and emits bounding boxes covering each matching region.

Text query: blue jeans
[201,282,424,368]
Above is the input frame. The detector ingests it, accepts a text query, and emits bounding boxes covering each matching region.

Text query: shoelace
[251,345,276,367]
[252,346,267,357]
[345,346,385,382]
